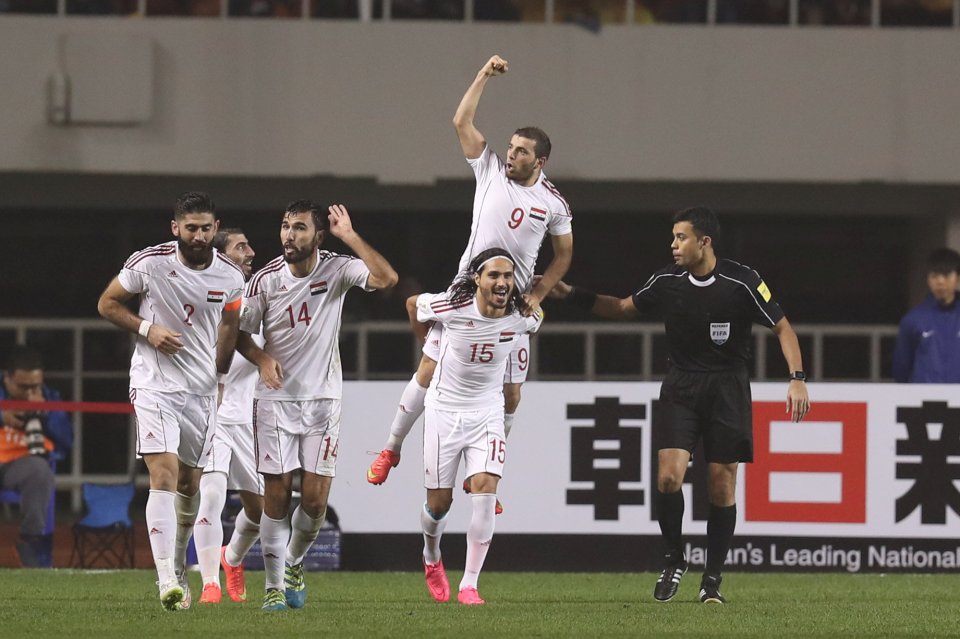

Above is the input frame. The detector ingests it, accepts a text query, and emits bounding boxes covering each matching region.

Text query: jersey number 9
[507,207,525,230]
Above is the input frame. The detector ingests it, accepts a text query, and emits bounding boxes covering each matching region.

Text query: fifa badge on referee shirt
[710,323,730,345]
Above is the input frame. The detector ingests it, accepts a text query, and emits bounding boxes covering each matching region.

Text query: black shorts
[658,366,753,463]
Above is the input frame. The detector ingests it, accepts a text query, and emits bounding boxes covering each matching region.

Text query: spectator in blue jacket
[0,345,74,567]
[893,248,960,383]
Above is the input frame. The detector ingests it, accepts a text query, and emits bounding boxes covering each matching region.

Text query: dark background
[0,177,940,325]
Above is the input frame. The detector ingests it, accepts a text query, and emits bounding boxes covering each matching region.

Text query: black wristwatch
[788,371,807,382]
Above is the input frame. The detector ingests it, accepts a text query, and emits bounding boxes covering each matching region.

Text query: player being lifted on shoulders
[368,56,573,513]
[413,248,544,606]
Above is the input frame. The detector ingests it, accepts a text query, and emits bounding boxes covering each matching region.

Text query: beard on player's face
[177,236,213,266]
[283,237,320,264]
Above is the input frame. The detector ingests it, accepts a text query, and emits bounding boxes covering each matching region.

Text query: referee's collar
[687,270,716,287]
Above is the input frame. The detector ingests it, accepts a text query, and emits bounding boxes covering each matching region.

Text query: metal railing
[1,317,898,509]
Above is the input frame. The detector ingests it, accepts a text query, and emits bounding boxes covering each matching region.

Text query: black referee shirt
[631,259,785,372]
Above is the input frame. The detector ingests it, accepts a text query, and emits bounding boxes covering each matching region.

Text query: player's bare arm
[236,331,283,390]
[772,317,810,422]
[453,55,508,160]
[526,232,573,315]
[327,204,398,290]
[405,294,431,345]
[547,279,640,320]
[215,307,240,375]
[97,276,184,355]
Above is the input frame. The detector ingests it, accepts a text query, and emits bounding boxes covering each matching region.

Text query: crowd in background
[0,0,954,26]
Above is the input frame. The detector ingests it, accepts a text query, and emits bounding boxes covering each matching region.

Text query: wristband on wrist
[138,320,153,338]
[566,286,597,312]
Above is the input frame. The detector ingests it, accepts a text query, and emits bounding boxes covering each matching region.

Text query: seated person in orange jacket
[1,345,73,568]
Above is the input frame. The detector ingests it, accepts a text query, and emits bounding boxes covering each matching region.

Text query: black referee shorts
[658,366,753,464]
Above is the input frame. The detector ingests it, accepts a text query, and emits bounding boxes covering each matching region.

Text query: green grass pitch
[3,569,960,637]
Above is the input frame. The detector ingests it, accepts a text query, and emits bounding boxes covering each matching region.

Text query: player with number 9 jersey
[459,143,572,295]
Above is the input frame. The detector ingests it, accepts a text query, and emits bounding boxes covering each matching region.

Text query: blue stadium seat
[70,482,135,569]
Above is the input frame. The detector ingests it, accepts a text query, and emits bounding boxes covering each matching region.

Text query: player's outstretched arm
[453,55,508,160]
[327,204,398,290]
[97,277,184,355]
[546,279,640,321]
[772,317,810,422]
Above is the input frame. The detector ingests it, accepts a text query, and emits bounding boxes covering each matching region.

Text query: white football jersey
[119,241,244,396]
[417,291,543,410]
[217,333,263,425]
[240,250,371,401]
[457,144,573,292]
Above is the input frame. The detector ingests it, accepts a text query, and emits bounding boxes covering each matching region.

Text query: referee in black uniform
[549,206,810,604]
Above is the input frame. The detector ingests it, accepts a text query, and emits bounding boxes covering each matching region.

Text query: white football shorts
[423,404,506,490]
[131,387,216,468]
[253,398,341,477]
[203,421,263,495]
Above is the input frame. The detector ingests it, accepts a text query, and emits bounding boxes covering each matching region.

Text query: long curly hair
[447,247,525,314]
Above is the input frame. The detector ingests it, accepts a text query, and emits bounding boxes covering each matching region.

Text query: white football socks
[173,491,200,575]
[420,503,448,565]
[225,508,261,567]
[146,489,177,584]
[194,472,227,586]
[259,514,290,591]
[460,493,497,591]
[385,376,428,452]
[287,505,326,566]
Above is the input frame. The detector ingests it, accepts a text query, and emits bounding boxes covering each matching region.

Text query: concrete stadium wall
[0,17,958,184]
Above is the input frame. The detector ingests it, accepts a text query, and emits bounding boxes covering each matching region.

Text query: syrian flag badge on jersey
[499,331,516,343]
[310,281,328,296]
[207,290,225,303]
[530,207,547,222]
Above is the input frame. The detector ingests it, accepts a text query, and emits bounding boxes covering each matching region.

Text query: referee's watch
[788,371,807,382]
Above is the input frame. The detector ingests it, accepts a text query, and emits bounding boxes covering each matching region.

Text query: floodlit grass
[3,570,960,637]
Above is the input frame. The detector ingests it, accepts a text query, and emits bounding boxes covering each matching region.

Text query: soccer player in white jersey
[97,192,244,612]
[413,248,543,605]
[192,228,264,605]
[236,200,397,612]
[368,55,574,502]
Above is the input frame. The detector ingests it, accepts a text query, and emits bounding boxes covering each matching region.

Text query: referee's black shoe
[699,574,726,604]
[653,558,688,602]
